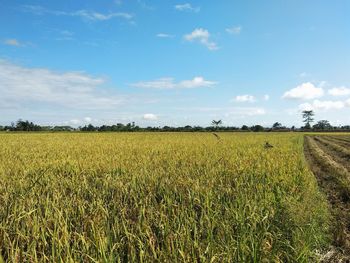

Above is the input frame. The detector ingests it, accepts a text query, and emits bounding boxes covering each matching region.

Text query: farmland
[305,135,350,261]
[0,133,334,262]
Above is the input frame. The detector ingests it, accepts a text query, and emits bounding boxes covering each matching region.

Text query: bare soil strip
[314,137,350,172]
[325,136,350,147]
[304,136,350,261]
[318,137,350,157]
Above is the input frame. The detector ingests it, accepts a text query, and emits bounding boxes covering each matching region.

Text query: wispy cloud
[175,3,200,12]
[143,113,158,120]
[226,26,242,35]
[3,39,24,47]
[22,5,133,21]
[225,107,266,116]
[131,76,216,89]
[282,82,324,100]
[73,10,133,20]
[328,86,350,96]
[299,72,308,78]
[263,94,270,101]
[55,30,75,41]
[177,106,266,117]
[299,100,346,112]
[0,59,129,110]
[232,95,256,103]
[184,28,219,50]
[156,33,175,38]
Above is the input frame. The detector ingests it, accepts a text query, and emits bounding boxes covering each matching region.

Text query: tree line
[1,112,349,132]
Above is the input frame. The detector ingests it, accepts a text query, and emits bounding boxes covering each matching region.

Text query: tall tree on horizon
[302,110,315,129]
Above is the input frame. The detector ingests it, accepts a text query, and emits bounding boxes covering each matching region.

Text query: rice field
[0,132,330,262]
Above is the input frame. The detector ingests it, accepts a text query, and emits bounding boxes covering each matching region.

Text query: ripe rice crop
[0,132,329,262]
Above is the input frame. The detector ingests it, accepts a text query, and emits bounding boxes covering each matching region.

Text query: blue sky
[1,0,349,127]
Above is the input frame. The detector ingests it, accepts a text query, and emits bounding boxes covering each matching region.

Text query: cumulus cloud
[0,59,127,110]
[233,95,256,103]
[143,113,158,120]
[130,76,216,89]
[226,26,242,35]
[282,82,324,100]
[328,86,350,96]
[263,94,270,101]
[22,5,133,21]
[299,100,345,112]
[184,28,218,50]
[174,3,200,12]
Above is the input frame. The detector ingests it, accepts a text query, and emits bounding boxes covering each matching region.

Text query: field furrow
[313,137,350,171]
[304,136,350,261]
[325,136,350,147]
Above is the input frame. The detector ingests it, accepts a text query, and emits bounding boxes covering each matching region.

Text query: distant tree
[81,124,97,132]
[241,125,249,131]
[251,125,264,132]
[52,126,74,132]
[15,119,42,131]
[313,120,332,130]
[272,122,282,129]
[211,120,222,129]
[302,110,315,129]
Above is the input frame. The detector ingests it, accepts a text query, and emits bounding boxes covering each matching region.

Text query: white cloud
[60,30,74,37]
[156,33,175,38]
[0,59,127,110]
[69,119,81,125]
[299,100,345,112]
[184,28,219,50]
[282,82,324,100]
[225,107,266,117]
[263,94,270,101]
[22,5,133,21]
[3,39,23,47]
[226,26,242,35]
[175,3,200,12]
[131,76,216,89]
[73,10,133,21]
[143,113,158,120]
[84,117,92,122]
[233,95,256,103]
[328,86,350,96]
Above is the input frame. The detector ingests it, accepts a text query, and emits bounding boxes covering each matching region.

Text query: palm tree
[211,120,222,130]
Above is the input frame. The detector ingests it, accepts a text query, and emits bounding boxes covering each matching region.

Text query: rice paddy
[0,132,331,262]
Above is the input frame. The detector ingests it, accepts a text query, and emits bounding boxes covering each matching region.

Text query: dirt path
[304,136,350,262]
